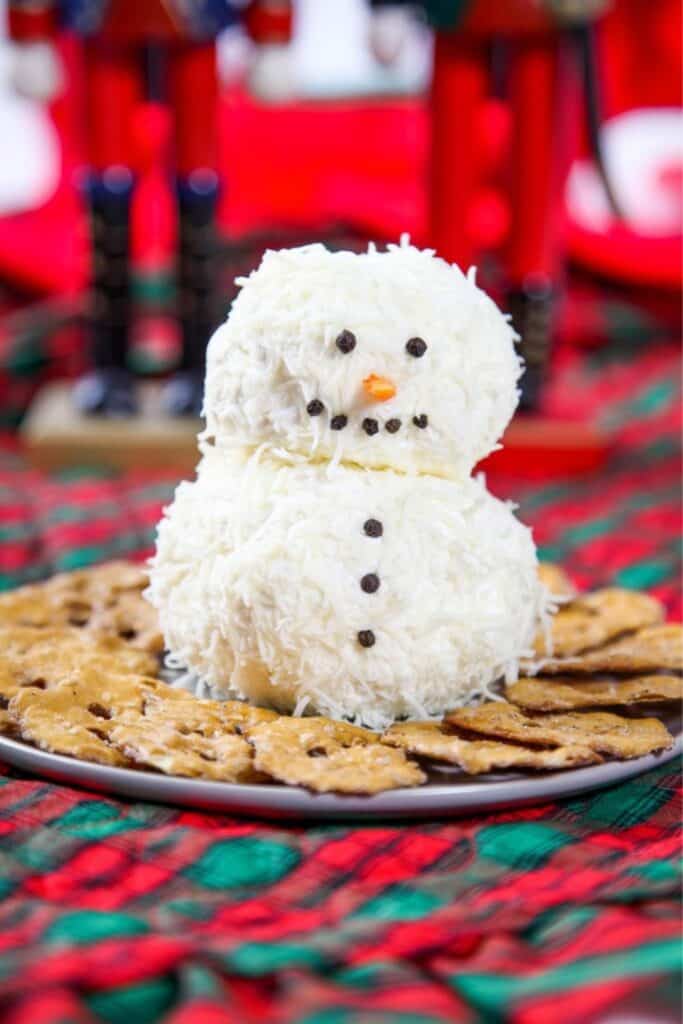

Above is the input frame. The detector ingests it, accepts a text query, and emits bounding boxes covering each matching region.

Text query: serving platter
[0,562,679,820]
[0,726,679,821]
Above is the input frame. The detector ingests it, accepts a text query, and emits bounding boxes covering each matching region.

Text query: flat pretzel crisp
[538,563,577,602]
[0,627,160,737]
[247,716,426,793]
[382,722,601,774]
[529,588,664,661]
[9,681,133,766]
[0,561,163,654]
[446,702,673,759]
[116,689,279,737]
[7,671,268,781]
[108,720,256,782]
[538,623,683,675]
[0,624,157,679]
[506,674,683,711]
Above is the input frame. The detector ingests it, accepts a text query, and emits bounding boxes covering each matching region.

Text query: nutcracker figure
[373,0,614,410]
[7,0,293,417]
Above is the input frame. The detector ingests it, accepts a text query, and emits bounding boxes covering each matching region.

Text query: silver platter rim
[0,731,679,821]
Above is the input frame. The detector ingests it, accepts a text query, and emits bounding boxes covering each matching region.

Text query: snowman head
[203,240,521,477]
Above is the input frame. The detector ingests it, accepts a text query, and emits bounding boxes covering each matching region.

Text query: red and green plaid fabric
[0,311,680,1022]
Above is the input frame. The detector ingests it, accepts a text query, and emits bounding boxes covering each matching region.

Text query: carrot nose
[363,374,396,402]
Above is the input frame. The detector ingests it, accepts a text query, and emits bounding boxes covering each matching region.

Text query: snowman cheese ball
[149,241,548,729]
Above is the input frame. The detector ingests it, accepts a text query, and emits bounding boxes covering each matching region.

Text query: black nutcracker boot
[74,168,137,416]
[506,276,554,413]
[163,171,221,417]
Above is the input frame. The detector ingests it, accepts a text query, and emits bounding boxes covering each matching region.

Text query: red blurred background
[0,0,680,452]
[0,2,679,292]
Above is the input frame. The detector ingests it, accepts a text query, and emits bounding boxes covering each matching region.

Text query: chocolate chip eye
[360,573,380,593]
[307,399,324,416]
[406,337,427,358]
[413,414,428,429]
[363,518,383,537]
[330,414,348,430]
[362,418,379,436]
[385,419,401,434]
[357,629,376,648]
[336,330,356,354]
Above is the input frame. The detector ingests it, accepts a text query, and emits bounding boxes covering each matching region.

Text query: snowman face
[203,242,521,478]
[304,327,428,439]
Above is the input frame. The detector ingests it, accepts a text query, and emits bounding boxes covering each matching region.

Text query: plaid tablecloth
[0,329,680,1023]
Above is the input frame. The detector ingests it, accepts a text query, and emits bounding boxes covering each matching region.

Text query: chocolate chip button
[385,419,401,433]
[330,415,348,430]
[306,399,324,416]
[406,337,427,358]
[363,519,383,537]
[357,629,376,648]
[413,414,428,428]
[362,418,379,436]
[336,330,356,354]
[360,573,380,593]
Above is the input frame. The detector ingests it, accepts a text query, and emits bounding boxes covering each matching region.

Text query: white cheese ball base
[149,449,544,730]
[203,241,521,479]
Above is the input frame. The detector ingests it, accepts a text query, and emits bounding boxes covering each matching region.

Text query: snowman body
[149,241,547,728]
